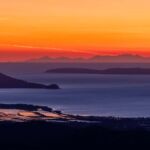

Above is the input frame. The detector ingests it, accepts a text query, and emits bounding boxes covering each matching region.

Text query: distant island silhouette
[46,68,150,75]
[0,73,59,89]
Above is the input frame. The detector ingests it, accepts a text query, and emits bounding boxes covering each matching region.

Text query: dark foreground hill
[0,104,150,149]
[1,119,150,150]
[46,67,150,75]
[0,122,150,150]
[0,73,59,89]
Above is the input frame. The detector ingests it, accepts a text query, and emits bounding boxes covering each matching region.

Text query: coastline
[0,103,150,130]
[0,104,150,149]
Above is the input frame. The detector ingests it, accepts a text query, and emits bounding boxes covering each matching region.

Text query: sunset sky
[1,0,150,61]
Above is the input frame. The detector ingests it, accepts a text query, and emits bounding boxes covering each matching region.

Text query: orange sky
[1,0,150,61]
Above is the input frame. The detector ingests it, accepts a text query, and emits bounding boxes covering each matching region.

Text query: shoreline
[0,103,150,131]
[0,104,150,149]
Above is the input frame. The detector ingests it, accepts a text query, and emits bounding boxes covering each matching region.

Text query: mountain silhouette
[26,54,150,63]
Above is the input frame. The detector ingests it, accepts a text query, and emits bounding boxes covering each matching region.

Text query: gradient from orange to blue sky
[0,0,150,61]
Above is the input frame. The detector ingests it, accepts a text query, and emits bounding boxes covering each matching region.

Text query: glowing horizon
[1,0,150,61]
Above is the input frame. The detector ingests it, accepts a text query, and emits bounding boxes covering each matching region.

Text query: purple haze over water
[0,63,150,117]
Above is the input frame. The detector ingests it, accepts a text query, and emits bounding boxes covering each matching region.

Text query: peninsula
[0,73,59,89]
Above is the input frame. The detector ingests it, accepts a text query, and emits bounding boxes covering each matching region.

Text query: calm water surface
[1,73,150,117]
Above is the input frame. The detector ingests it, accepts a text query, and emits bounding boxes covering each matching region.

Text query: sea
[0,62,150,117]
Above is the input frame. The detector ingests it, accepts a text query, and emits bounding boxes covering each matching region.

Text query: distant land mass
[26,54,150,63]
[0,73,59,89]
[46,68,150,75]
